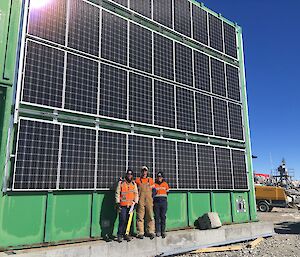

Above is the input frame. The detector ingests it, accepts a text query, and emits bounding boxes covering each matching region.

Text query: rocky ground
[178,208,300,257]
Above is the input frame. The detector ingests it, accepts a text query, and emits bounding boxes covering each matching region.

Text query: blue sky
[200,0,300,178]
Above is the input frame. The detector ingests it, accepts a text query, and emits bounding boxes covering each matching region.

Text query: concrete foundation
[0,222,274,257]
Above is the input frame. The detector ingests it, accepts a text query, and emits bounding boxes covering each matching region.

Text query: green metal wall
[0,0,257,250]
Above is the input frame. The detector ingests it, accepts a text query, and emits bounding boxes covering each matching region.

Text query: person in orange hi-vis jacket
[115,169,138,243]
[153,172,170,238]
[135,166,155,239]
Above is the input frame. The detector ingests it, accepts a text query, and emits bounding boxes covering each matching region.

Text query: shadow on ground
[275,221,300,234]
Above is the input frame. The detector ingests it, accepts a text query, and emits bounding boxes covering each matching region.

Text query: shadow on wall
[99,186,118,241]
[275,221,300,235]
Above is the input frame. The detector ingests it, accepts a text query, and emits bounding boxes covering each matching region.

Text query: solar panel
[154,33,174,80]
[28,0,66,45]
[176,87,195,132]
[224,23,237,58]
[226,64,241,101]
[65,53,98,114]
[198,145,216,189]
[129,0,152,18]
[111,0,128,7]
[194,51,210,92]
[192,5,208,45]
[129,73,153,124]
[13,120,60,190]
[128,135,153,175]
[99,63,127,120]
[208,14,223,52]
[154,139,177,188]
[154,80,175,128]
[129,23,152,73]
[68,0,100,56]
[228,103,244,140]
[22,41,64,108]
[195,93,213,135]
[213,98,229,138]
[174,0,191,37]
[231,150,248,189]
[211,58,226,97]
[101,11,128,65]
[97,131,127,189]
[177,142,197,189]
[59,125,96,189]
[153,0,173,28]
[215,147,233,189]
[175,43,193,86]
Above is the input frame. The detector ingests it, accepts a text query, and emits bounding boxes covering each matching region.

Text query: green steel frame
[0,0,257,250]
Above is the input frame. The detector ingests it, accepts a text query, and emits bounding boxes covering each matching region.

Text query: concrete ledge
[0,222,274,257]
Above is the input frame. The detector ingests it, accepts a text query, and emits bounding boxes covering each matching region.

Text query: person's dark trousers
[117,206,130,237]
[154,197,168,234]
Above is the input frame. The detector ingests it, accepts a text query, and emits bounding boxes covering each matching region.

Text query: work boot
[136,234,144,239]
[117,236,123,243]
[124,235,132,242]
[156,232,161,237]
[149,233,155,240]
[162,232,166,239]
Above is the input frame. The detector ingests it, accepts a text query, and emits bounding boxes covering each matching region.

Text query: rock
[196,212,222,230]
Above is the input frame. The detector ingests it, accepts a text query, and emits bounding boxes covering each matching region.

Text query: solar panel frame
[129,0,152,18]
[194,51,210,92]
[99,63,128,120]
[59,125,96,189]
[129,23,153,73]
[215,147,233,189]
[211,58,226,97]
[64,53,98,114]
[192,4,208,45]
[27,0,67,45]
[13,119,60,190]
[154,80,175,128]
[101,10,128,65]
[198,145,216,189]
[213,98,229,138]
[128,135,153,176]
[176,87,195,132]
[67,0,100,56]
[226,64,241,102]
[97,130,127,189]
[22,40,64,108]
[223,22,237,59]
[174,0,191,37]
[228,103,244,141]
[154,138,177,188]
[195,93,213,135]
[231,149,248,190]
[208,13,224,52]
[153,33,174,80]
[175,43,193,86]
[129,72,153,124]
[177,142,198,189]
[153,0,173,29]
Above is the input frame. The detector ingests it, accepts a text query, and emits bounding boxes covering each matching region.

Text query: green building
[0,0,257,249]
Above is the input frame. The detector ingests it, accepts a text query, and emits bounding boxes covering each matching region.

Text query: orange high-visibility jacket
[116,180,139,207]
[154,181,170,197]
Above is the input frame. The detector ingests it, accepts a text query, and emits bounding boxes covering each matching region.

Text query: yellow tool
[125,203,135,235]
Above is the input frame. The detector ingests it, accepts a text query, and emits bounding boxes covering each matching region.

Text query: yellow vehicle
[255,185,288,212]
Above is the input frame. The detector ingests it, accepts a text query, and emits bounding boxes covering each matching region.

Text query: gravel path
[178,208,300,257]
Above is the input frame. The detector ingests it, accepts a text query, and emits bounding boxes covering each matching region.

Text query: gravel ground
[177,208,300,257]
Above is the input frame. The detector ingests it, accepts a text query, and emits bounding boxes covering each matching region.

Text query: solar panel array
[13,119,248,190]
[13,0,249,191]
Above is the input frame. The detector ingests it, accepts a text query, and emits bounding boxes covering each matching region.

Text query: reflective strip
[154,194,167,197]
